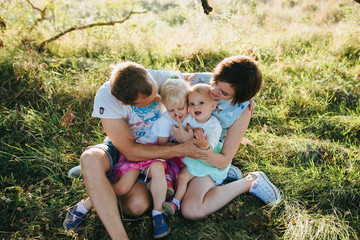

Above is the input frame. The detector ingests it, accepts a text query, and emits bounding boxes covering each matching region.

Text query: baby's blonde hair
[160,76,190,108]
[189,83,214,103]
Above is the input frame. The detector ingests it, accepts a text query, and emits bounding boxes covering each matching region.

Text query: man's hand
[182,139,211,160]
[171,115,193,143]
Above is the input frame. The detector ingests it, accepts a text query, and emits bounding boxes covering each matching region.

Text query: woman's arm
[198,108,252,169]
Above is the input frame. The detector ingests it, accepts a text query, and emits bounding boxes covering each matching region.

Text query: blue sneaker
[153,213,170,239]
[63,206,86,231]
[224,164,243,183]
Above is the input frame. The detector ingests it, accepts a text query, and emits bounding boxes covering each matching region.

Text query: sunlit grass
[1,0,359,239]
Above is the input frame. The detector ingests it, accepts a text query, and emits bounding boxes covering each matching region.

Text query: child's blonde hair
[160,76,190,108]
[189,83,214,102]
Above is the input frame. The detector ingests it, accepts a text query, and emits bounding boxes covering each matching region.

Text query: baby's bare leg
[112,169,140,196]
[174,167,195,202]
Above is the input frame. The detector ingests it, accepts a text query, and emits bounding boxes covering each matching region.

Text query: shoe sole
[63,211,71,231]
[256,171,281,205]
[63,210,82,232]
[162,202,176,216]
[68,166,82,179]
[153,226,171,239]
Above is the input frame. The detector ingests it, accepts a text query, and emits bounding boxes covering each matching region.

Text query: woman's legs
[181,174,256,220]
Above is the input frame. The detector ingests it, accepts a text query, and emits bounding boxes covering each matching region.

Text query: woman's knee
[181,202,206,220]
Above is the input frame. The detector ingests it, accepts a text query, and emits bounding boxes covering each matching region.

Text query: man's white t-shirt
[91,69,180,143]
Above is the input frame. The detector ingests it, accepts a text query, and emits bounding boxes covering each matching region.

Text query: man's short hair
[213,56,262,105]
[109,62,152,104]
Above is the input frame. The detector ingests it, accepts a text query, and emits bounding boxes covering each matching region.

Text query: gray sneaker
[224,164,243,183]
[68,165,82,179]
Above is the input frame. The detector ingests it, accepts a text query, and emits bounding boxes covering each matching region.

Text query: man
[64,62,211,239]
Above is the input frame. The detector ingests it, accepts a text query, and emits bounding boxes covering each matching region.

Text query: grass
[1,0,360,239]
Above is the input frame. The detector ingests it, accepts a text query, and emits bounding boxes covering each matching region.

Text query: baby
[163,83,224,215]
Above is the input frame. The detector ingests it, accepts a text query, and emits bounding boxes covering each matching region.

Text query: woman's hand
[183,73,197,85]
[171,115,193,143]
[249,99,255,115]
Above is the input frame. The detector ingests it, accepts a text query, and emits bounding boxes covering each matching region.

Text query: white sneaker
[249,171,280,205]
[225,164,243,183]
[68,165,82,179]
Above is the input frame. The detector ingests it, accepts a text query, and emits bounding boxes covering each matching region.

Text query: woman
[173,55,281,219]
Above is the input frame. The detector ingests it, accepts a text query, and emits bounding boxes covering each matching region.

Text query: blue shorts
[86,137,149,183]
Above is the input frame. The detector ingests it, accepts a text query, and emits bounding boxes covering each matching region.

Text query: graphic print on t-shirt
[127,102,161,142]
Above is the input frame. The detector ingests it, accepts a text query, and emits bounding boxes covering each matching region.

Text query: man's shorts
[86,137,149,183]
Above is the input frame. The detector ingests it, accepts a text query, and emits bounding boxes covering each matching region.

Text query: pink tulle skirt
[108,143,185,184]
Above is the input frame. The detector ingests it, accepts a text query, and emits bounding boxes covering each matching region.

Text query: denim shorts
[86,137,149,183]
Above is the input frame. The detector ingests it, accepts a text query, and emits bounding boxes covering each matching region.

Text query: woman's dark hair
[213,56,262,105]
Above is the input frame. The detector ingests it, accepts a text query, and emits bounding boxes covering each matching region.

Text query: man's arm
[101,118,208,161]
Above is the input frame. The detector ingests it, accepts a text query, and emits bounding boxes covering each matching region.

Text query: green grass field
[1,0,360,239]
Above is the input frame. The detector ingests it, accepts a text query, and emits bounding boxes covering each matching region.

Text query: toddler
[163,83,225,216]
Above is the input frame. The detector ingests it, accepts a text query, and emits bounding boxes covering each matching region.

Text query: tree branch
[201,0,213,15]
[354,0,360,3]
[37,10,146,52]
[26,0,47,30]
